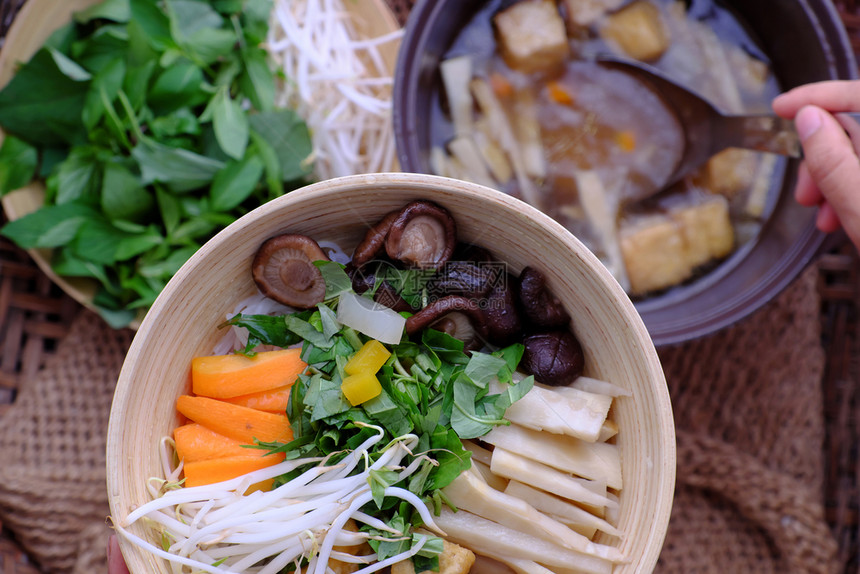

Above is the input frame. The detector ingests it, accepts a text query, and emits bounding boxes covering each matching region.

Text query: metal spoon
[597,56,860,190]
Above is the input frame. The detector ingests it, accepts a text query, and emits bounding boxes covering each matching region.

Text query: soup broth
[429,0,783,297]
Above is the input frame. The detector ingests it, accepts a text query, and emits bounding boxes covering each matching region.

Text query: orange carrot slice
[176,395,293,444]
[489,72,513,98]
[174,423,287,463]
[183,455,282,488]
[547,81,574,106]
[222,385,293,413]
[191,348,306,399]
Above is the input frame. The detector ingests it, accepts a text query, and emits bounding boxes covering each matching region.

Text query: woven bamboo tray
[0,0,859,572]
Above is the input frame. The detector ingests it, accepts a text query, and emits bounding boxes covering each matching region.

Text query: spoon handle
[718,112,860,158]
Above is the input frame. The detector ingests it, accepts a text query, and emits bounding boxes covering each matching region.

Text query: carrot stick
[222,385,293,413]
[191,348,306,399]
[176,395,293,444]
[174,423,287,463]
[183,455,282,489]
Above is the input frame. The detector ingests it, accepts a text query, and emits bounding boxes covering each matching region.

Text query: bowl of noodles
[392,0,856,346]
[106,173,675,574]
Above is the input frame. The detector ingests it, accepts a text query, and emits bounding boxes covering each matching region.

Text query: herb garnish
[0,0,313,327]
[229,275,534,562]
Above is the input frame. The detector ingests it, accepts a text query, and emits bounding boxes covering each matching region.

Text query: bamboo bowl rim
[107,172,676,574]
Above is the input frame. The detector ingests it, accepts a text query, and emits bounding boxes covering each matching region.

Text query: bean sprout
[119,425,440,573]
[266,0,403,179]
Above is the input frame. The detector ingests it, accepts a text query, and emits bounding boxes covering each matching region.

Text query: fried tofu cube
[620,214,688,295]
[671,196,734,269]
[620,196,735,295]
[599,1,670,62]
[494,0,569,74]
[329,520,373,574]
[392,540,476,574]
[562,0,625,26]
[704,148,759,198]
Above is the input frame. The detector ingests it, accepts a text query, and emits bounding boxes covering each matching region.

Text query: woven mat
[0,0,854,572]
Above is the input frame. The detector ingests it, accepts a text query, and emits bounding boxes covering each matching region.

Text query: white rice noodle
[267,0,404,179]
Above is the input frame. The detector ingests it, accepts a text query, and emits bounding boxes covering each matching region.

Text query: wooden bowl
[106,173,675,574]
[0,0,400,328]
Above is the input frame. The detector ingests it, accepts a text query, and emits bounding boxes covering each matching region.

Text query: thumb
[796,105,860,245]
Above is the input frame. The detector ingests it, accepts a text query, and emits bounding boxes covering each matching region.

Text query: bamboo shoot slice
[489,447,615,508]
[484,424,623,490]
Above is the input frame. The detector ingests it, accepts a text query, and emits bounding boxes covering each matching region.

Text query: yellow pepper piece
[344,340,391,375]
[341,371,382,406]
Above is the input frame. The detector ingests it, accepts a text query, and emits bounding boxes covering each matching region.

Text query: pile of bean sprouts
[267,0,404,179]
[116,426,442,574]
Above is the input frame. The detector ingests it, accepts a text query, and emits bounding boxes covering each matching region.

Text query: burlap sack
[0,311,133,573]
[658,264,838,573]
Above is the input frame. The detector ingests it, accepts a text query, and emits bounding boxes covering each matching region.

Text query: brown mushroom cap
[351,209,400,268]
[252,234,329,309]
[482,275,522,345]
[405,295,488,348]
[518,267,571,328]
[385,201,456,269]
[521,330,584,386]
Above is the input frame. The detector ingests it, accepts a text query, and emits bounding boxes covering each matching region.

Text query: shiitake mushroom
[518,266,571,328]
[521,330,585,386]
[405,295,488,350]
[252,234,329,309]
[384,201,456,269]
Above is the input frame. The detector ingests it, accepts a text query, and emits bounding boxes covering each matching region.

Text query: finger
[836,113,860,156]
[816,201,842,233]
[797,105,860,245]
[108,535,131,574]
[793,162,824,207]
[773,81,860,118]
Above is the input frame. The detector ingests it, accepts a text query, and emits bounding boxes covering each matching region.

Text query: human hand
[108,534,131,574]
[772,81,860,249]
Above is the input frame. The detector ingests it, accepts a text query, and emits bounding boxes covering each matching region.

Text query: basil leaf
[1,202,98,248]
[148,60,206,114]
[101,162,155,222]
[209,155,264,211]
[82,57,126,130]
[211,87,249,160]
[75,0,131,24]
[238,48,275,112]
[47,47,92,81]
[129,0,175,51]
[0,48,89,146]
[248,110,313,181]
[0,136,37,195]
[132,140,224,191]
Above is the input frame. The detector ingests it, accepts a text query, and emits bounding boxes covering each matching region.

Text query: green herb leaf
[209,155,264,211]
[0,202,98,248]
[0,136,37,195]
[101,161,155,222]
[0,48,89,145]
[210,87,249,160]
[238,48,275,112]
[75,0,131,24]
[132,140,224,191]
[248,110,313,182]
[464,352,508,389]
[315,261,353,300]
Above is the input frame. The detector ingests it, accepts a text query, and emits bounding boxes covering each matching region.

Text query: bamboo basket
[105,173,676,574]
